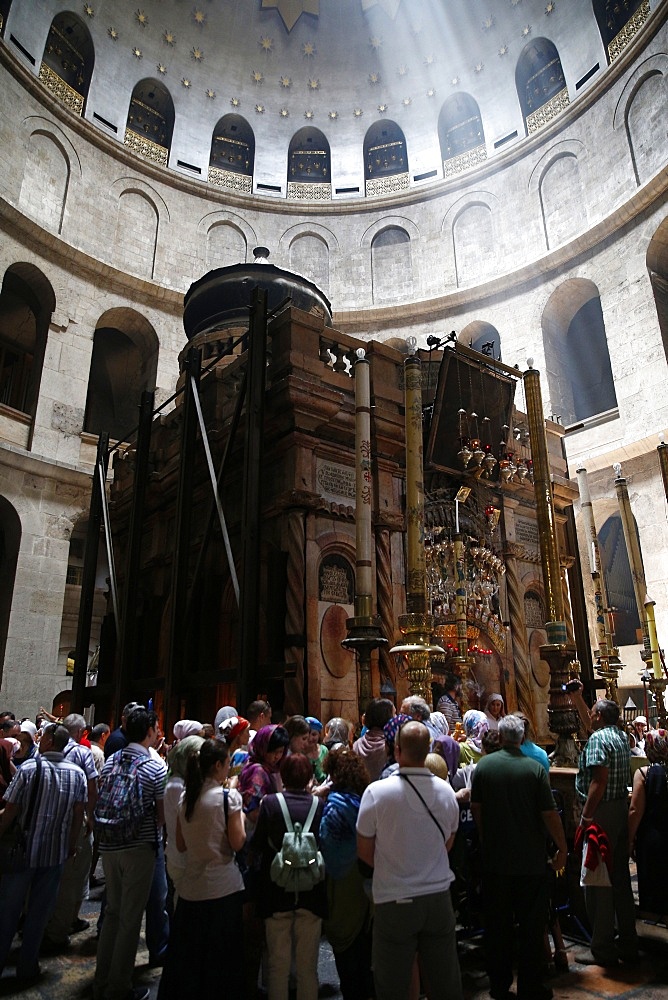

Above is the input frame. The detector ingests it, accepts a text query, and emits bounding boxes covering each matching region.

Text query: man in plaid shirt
[574,698,639,967]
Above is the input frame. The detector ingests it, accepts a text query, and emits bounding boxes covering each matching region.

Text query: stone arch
[289,233,330,298]
[452,202,495,288]
[287,126,330,185]
[613,54,668,185]
[83,308,159,441]
[18,129,72,234]
[125,78,175,166]
[647,215,668,365]
[542,278,617,426]
[0,495,21,688]
[209,113,255,178]
[539,152,585,249]
[0,262,55,440]
[460,321,502,361]
[206,222,247,270]
[371,226,412,305]
[113,187,160,280]
[364,119,409,196]
[515,37,568,133]
[41,9,94,115]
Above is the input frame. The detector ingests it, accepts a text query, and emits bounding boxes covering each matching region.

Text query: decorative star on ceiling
[521,24,531,36]
[135,10,148,28]
[424,54,435,66]
[280,107,289,117]
[206,88,216,99]
[397,65,408,77]
[84,4,94,17]
[474,62,484,73]
[402,97,411,106]
[163,30,176,46]
[545,1,556,12]
[260,36,274,52]
[362,0,401,19]
[302,41,316,57]
[308,78,320,90]
[132,47,142,59]
[426,87,436,97]
[108,27,118,40]
[255,104,265,113]
[451,76,459,86]
[328,110,338,119]
[261,0,319,32]
[192,9,206,26]
[377,103,388,113]
[280,76,292,88]
[252,70,264,84]
[230,96,241,107]
[191,47,204,61]
[304,109,314,119]
[511,0,522,6]
[369,37,382,50]
[482,16,494,31]
[498,44,509,56]
[369,72,380,85]
[157,63,167,74]
[353,107,363,117]
[182,78,192,88]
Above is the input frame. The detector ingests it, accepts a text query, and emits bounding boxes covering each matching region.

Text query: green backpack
[270,793,325,900]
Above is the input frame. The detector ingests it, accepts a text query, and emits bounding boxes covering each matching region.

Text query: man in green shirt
[471,714,566,1000]
[573,697,638,966]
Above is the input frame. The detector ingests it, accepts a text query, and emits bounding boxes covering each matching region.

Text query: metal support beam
[116,390,154,720]
[165,348,201,724]
[71,433,109,713]
[238,287,268,712]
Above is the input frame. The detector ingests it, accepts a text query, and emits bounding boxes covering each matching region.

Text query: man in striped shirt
[93,707,166,1000]
[0,723,87,984]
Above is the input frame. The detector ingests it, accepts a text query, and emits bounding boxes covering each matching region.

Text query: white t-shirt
[356,766,459,904]
[176,779,244,901]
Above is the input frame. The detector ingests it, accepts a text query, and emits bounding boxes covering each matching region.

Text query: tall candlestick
[576,467,613,658]
[404,345,427,614]
[645,599,663,680]
[354,349,373,617]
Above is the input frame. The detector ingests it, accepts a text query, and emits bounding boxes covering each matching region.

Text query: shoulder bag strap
[276,792,294,833]
[21,755,43,831]
[301,795,319,835]
[399,773,446,842]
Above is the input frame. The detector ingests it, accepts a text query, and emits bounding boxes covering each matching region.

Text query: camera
[561,679,581,693]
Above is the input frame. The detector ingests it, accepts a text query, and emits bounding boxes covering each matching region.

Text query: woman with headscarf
[238,725,290,829]
[628,728,668,921]
[13,722,37,767]
[432,732,462,789]
[379,713,412,779]
[458,709,489,765]
[164,734,205,897]
[305,716,328,783]
[484,693,505,732]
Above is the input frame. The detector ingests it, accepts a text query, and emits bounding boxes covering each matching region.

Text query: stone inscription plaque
[317,460,356,502]
[515,516,539,552]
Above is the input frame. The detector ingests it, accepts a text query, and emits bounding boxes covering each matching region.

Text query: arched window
[0,263,54,444]
[0,495,21,687]
[287,127,331,200]
[647,216,668,365]
[289,234,330,298]
[125,79,174,167]
[84,309,159,441]
[462,321,502,361]
[208,115,255,193]
[438,94,486,177]
[364,120,409,197]
[599,514,642,647]
[516,38,569,134]
[542,279,617,426]
[0,1,12,37]
[592,0,650,62]
[40,11,94,116]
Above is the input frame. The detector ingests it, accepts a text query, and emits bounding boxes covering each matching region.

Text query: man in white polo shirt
[357,720,463,1000]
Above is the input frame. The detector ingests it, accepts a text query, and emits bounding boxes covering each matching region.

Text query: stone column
[375,526,397,692]
[504,542,538,731]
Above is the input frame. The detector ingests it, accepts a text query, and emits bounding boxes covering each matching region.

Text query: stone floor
[0,878,666,999]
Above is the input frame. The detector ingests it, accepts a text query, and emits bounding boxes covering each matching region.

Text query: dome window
[516,38,569,135]
[39,11,94,116]
[593,0,650,62]
[125,78,174,167]
[287,127,331,201]
[364,120,409,198]
[209,115,255,194]
[438,94,487,177]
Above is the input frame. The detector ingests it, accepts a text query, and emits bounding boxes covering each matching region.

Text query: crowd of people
[0,678,665,1000]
